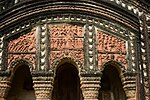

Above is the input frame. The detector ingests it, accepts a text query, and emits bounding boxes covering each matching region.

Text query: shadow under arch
[52,57,83,100]
[7,59,36,100]
[99,61,126,100]
[52,56,83,78]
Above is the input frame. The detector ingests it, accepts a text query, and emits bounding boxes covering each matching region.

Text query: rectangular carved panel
[97,30,127,69]
[49,24,84,66]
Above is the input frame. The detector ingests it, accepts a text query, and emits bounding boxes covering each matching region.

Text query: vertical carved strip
[142,15,150,100]
[84,23,98,71]
[36,24,41,71]
[127,40,132,71]
[40,24,49,71]
[84,24,89,70]
[0,36,4,70]
[36,23,49,71]
[82,21,100,100]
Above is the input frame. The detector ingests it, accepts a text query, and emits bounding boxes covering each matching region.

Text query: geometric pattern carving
[0,36,4,70]
[8,32,36,52]
[97,30,127,70]
[84,24,97,70]
[36,24,49,71]
[49,24,84,67]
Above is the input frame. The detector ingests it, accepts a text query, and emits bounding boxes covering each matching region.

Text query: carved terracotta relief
[97,30,127,70]
[7,31,36,69]
[49,24,84,66]
[8,32,36,53]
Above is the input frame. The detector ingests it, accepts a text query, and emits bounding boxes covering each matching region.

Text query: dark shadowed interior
[99,65,126,100]
[7,64,36,100]
[52,63,82,100]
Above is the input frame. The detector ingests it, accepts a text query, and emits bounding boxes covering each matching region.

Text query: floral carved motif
[97,30,127,69]
[50,24,84,66]
[8,32,36,52]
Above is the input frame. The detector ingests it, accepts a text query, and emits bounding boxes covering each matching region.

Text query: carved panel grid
[49,24,84,68]
[97,30,127,70]
[7,31,36,69]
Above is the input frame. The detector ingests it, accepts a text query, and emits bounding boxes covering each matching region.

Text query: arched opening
[52,63,82,100]
[7,63,36,100]
[99,64,126,100]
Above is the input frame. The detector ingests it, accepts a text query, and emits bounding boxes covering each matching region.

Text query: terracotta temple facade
[0,0,150,100]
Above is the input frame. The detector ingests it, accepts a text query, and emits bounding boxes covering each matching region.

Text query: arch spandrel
[52,56,83,78]
[9,59,34,73]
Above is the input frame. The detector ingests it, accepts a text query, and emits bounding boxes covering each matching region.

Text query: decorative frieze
[7,31,36,69]
[97,30,127,70]
[49,24,84,68]
[8,31,36,52]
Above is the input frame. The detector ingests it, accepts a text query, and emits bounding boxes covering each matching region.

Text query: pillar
[121,71,137,100]
[32,71,53,100]
[0,71,11,100]
[80,71,101,100]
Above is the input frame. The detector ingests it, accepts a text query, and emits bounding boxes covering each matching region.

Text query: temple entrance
[99,64,126,100]
[7,63,36,100]
[52,63,82,100]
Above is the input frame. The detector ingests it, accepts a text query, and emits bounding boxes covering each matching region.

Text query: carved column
[82,21,100,100]
[80,71,101,100]
[121,71,137,100]
[0,72,11,100]
[32,71,53,100]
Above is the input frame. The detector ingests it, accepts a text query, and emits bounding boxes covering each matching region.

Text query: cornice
[0,1,139,34]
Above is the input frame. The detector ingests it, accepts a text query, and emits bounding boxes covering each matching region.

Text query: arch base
[32,71,53,100]
[81,71,102,100]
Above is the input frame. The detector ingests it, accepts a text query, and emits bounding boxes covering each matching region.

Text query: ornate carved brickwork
[80,72,101,100]
[8,32,36,52]
[0,36,4,70]
[49,24,84,67]
[7,54,36,70]
[32,72,53,100]
[84,24,98,70]
[0,77,11,99]
[121,71,137,100]
[36,24,49,71]
[7,31,36,69]
[97,30,127,70]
